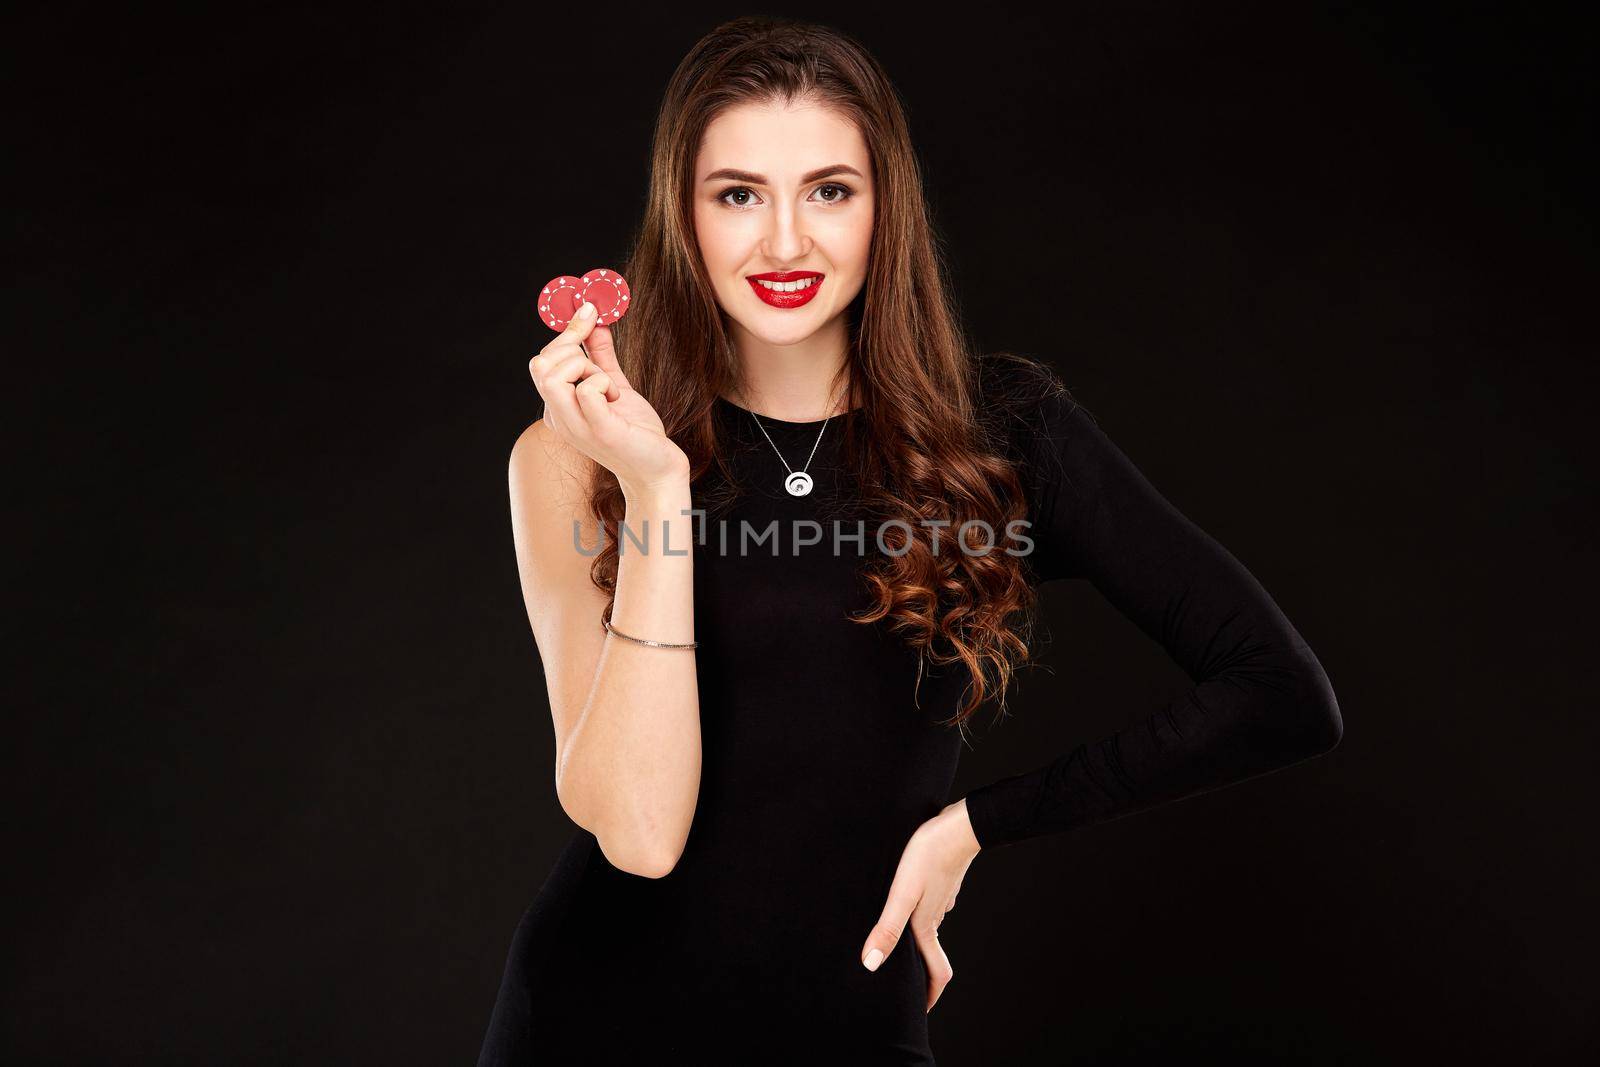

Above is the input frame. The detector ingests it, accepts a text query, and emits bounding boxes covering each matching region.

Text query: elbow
[618,815,689,879]
[626,851,683,880]
[589,794,688,880]
[555,756,689,879]
[598,832,684,880]
[1285,647,1343,757]
[557,788,685,879]
[1305,690,1344,756]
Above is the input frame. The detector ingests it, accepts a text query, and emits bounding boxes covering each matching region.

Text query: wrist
[621,478,692,513]
[939,798,983,857]
[620,480,695,554]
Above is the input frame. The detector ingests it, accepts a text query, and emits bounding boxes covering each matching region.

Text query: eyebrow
[702,164,865,185]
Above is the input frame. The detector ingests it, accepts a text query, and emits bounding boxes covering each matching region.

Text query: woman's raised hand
[528,300,690,499]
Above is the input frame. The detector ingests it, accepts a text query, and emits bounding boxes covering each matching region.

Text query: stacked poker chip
[536,267,631,331]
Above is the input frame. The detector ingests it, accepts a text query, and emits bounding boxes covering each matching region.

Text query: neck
[726,314,853,421]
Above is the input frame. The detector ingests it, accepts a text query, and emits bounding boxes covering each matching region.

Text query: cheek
[829,227,872,304]
[694,209,747,275]
[821,212,873,274]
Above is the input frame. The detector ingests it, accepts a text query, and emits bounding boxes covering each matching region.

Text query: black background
[9,3,1597,1063]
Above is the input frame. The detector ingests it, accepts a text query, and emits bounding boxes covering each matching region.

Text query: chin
[748,322,823,347]
[729,309,832,348]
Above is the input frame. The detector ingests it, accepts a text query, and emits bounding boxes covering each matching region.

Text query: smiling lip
[747,270,824,309]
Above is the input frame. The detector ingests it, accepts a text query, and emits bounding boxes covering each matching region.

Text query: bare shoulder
[509,418,602,523]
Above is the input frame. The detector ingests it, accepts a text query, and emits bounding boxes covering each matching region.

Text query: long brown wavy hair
[588,15,1063,733]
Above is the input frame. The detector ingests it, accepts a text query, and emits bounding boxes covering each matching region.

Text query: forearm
[965,645,1342,850]
[966,367,1344,851]
[558,482,701,878]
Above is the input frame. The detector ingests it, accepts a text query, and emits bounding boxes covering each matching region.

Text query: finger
[528,353,567,436]
[574,370,625,439]
[533,299,602,369]
[914,923,954,1014]
[579,316,632,393]
[861,878,920,973]
[529,304,602,427]
[535,350,608,437]
[558,346,620,403]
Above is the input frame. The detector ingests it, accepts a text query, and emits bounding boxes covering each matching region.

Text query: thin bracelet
[601,614,699,649]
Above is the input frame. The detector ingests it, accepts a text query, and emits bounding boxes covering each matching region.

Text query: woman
[479,16,1342,1065]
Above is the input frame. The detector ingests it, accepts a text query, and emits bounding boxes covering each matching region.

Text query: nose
[759,198,812,265]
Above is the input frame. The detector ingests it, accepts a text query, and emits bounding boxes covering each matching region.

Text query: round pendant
[785,472,814,497]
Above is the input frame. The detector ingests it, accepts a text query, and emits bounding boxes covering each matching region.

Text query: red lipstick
[746,270,824,309]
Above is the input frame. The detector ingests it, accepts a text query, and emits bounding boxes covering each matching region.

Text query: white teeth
[754,277,818,292]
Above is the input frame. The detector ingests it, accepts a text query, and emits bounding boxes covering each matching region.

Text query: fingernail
[863,948,884,972]
[578,301,597,318]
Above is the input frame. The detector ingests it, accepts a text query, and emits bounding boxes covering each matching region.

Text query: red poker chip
[536,275,584,332]
[578,267,630,326]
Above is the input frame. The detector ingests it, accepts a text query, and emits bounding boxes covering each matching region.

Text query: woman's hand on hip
[859,799,982,1014]
[528,300,690,499]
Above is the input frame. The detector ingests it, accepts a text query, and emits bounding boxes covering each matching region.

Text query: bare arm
[510,306,700,878]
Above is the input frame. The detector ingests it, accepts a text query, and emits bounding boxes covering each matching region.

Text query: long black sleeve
[963,358,1343,850]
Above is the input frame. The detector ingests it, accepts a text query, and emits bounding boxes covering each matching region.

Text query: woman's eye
[717,183,855,209]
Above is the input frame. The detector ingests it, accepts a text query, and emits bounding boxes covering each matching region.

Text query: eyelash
[715,182,855,210]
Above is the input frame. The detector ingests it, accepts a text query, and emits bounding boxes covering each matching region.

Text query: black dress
[476,357,1342,1065]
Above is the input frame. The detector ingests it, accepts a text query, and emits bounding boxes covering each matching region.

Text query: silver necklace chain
[743,386,847,498]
